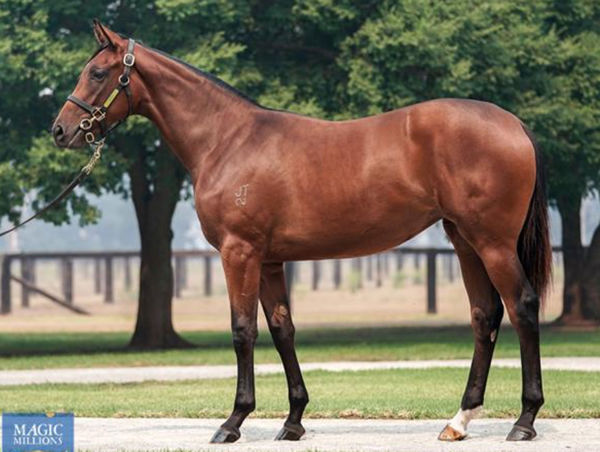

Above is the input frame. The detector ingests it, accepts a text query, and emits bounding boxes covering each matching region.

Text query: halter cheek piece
[67,39,136,144]
[0,39,136,238]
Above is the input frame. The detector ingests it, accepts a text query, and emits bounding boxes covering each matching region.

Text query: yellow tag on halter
[103,88,120,108]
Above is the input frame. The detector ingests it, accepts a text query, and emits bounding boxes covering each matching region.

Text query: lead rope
[0,140,104,237]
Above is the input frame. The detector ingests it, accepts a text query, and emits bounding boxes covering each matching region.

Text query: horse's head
[53,21,138,148]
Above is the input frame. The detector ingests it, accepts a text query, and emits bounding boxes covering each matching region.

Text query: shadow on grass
[0,324,596,359]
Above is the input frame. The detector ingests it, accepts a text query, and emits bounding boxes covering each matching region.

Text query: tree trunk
[555,194,600,325]
[128,143,192,348]
[581,224,600,320]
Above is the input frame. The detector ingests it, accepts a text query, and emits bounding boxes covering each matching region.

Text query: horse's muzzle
[52,123,67,147]
[52,121,85,149]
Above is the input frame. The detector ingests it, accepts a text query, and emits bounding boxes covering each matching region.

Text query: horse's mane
[147,44,314,118]
[145,45,261,107]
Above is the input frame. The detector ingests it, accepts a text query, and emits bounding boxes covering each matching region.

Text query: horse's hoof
[438,424,466,441]
[506,424,537,441]
[275,421,305,441]
[210,426,240,443]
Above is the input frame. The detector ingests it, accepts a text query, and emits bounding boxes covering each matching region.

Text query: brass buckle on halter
[85,132,96,144]
[123,53,135,67]
[80,118,93,130]
[118,74,130,86]
[91,108,106,122]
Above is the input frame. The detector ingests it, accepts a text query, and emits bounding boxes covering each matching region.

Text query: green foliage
[0,0,598,228]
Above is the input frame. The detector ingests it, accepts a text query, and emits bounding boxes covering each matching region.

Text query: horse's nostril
[53,124,66,145]
[53,124,64,138]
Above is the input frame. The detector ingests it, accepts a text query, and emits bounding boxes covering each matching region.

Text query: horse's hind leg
[438,220,504,441]
[259,262,309,440]
[475,241,543,441]
[451,215,544,441]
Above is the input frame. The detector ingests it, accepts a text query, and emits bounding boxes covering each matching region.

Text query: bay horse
[53,22,551,443]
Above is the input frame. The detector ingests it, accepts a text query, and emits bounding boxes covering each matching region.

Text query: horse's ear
[92,19,116,49]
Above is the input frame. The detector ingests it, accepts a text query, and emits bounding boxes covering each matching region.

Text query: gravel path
[1,357,599,386]
[69,418,599,451]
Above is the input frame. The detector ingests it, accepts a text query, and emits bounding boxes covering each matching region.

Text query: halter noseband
[67,39,136,144]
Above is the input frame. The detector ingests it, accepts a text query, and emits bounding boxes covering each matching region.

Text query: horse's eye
[90,68,107,81]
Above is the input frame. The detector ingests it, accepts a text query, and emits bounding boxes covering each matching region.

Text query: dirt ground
[0,257,564,333]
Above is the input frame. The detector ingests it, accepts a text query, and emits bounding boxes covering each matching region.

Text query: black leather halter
[0,39,136,237]
[67,38,136,144]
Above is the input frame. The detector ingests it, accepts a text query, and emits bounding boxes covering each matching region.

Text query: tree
[0,0,260,347]
[537,1,600,323]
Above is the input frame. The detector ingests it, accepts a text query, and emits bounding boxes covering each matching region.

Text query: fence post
[61,258,73,304]
[427,250,437,314]
[124,257,132,290]
[333,260,341,289]
[104,256,114,303]
[312,261,320,290]
[366,255,373,281]
[1,256,11,314]
[94,258,102,294]
[204,255,212,296]
[20,257,32,308]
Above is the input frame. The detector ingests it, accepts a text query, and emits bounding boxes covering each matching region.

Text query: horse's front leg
[210,237,262,443]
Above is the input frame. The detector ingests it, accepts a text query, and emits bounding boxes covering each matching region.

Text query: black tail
[518,124,552,302]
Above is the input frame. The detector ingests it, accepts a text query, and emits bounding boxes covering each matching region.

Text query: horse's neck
[134,46,257,179]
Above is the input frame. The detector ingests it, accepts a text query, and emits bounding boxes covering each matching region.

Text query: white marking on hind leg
[490,329,498,343]
[448,406,483,436]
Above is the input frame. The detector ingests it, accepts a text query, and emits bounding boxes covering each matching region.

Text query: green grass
[0,368,598,419]
[0,326,598,370]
